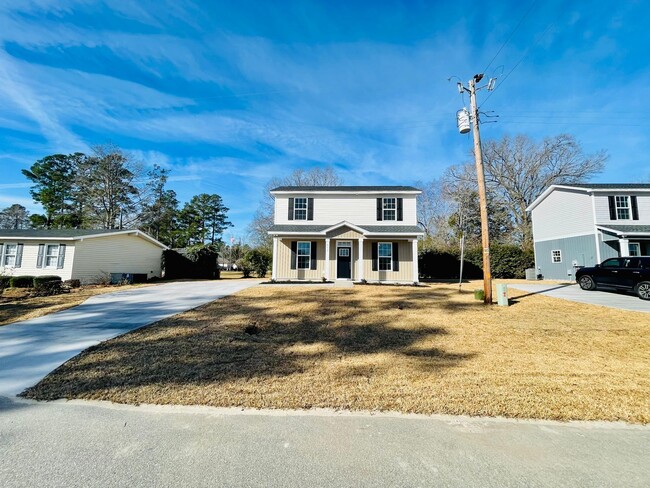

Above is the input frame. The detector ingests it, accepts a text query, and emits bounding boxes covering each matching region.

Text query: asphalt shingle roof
[0,229,137,238]
[597,224,650,233]
[568,183,650,190]
[271,185,421,192]
[268,224,423,235]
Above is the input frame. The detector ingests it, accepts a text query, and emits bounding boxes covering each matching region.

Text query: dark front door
[337,247,352,279]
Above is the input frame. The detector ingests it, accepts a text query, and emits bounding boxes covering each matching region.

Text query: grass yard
[22,282,650,423]
[0,284,151,326]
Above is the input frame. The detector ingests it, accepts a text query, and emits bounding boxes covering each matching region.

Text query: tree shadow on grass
[20,289,476,402]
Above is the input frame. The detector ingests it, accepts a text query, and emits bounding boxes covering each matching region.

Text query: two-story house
[526,183,650,280]
[267,186,424,283]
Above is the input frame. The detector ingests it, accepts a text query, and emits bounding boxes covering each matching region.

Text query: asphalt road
[1,397,648,488]
[0,280,261,396]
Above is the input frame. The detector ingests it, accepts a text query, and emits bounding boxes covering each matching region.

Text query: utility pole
[456,73,494,304]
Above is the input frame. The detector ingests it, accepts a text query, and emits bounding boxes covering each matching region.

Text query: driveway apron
[510,283,650,312]
[0,280,260,396]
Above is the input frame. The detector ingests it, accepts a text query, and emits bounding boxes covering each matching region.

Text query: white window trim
[294,197,308,221]
[45,244,60,269]
[629,242,641,257]
[2,243,17,267]
[551,249,562,263]
[378,242,393,271]
[337,241,352,247]
[615,195,631,220]
[382,197,396,221]
[296,241,311,270]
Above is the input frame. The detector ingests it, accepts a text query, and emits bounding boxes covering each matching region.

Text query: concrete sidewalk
[0,280,260,396]
[1,398,648,488]
[510,283,650,312]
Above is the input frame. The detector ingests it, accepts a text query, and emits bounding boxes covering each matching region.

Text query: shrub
[64,279,81,289]
[418,250,482,279]
[0,275,10,292]
[33,275,62,286]
[246,248,272,278]
[464,245,534,279]
[418,245,533,280]
[32,276,64,297]
[10,275,35,288]
[162,245,220,280]
[236,257,253,278]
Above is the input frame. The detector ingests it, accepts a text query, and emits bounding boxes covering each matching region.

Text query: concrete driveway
[0,280,260,396]
[1,398,648,488]
[510,283,650,313]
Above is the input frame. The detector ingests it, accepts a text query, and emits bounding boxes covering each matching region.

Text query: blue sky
[0,0,648,241]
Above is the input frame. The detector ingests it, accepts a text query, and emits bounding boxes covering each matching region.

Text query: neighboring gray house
[527,183,650,280]
[0,229,167,284]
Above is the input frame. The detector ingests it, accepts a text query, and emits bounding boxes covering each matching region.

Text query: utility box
[496,284,509,306]
[525,268,537,280]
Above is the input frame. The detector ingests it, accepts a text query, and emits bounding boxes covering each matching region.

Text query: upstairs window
[288,197,313,221]
[383,198,396,221]
[608,195,639,221]
[615,196,630,220]
[294,198,308,220]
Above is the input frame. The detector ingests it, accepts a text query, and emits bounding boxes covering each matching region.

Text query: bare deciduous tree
[445,134,607,248]
[248,167,343,248]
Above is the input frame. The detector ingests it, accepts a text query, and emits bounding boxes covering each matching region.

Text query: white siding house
[527,183,650,280]
[0,229,166,284]
[268,186,424,283]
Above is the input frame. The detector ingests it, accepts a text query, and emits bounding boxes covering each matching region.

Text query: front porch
[270,222,422,283]
[598,225,650,257]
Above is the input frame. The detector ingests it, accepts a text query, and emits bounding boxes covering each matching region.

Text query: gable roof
[526,183,650,212]
[271,185,421,193]
[0,229,168,248]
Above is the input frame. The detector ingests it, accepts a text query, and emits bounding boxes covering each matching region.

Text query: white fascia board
[0,236,76,241]
[322,221,368,234]
[365,232,424,237]
[270,190,422,195]
[589,188,650,193]
[78,230,168,249]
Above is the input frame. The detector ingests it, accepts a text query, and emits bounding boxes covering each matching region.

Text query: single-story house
[0,229,167,284]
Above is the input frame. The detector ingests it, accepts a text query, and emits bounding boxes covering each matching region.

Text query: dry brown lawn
[22,282,650,423]
[0,284,151,326]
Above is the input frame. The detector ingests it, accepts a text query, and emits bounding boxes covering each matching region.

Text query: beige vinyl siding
[275,194,418,226]
[275,239,325,280]
[0,240,75,280]
[594,193,650,225]
[71,235,163,283]
[363,240,413,282]
[326,227,363,239]
[531,189,594,241]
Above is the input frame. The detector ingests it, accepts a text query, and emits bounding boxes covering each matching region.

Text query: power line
[482,0,539,74]
[481,19,557,108]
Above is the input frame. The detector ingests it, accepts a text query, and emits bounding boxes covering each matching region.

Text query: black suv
[576,257,650,300]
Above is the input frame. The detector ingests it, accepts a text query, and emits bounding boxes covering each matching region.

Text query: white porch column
[358,238,364,281]
[325,238,331,281]
[412,239,419,283]
[272,237,278,280]
[619,238,630,256]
